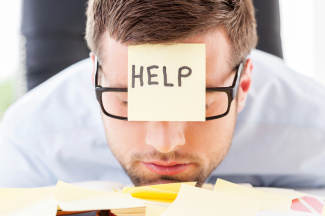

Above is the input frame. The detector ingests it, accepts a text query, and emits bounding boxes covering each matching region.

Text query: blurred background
[0,0,325,120]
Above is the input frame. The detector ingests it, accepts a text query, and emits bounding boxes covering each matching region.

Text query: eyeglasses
[94,56,243,121]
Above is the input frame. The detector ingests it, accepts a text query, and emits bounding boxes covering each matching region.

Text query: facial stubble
[102,95,238,187]
[104,120,235,187]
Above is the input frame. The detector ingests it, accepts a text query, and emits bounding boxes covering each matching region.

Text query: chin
[141,179,180,186]
[132,174,203,186]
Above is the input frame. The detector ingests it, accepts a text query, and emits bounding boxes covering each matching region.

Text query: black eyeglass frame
[94,56,244,121]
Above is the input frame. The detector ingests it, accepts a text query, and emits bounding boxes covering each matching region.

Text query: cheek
[186,103,237,157]
[102,116,146,153]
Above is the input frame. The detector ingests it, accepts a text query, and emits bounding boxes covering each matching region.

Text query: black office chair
[21,0,283,91]
[253,0,283,59]
[21,0,89,90]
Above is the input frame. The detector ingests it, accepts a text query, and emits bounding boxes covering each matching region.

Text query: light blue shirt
[1,50,325,188]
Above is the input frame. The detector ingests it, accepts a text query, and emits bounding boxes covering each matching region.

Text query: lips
[142,161,190,175]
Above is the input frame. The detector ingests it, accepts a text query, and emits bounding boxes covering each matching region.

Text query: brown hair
[85,0,257,66]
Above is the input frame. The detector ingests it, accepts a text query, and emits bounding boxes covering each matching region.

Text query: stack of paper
[0,187,57,216]
[109,182,196,216]
[55,181,145,215]
[1,179,325,216]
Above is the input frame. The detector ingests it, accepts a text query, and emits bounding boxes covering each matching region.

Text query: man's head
[85,0,257,186]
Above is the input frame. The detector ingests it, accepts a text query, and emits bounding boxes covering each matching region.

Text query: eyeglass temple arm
[94,55,99,87]
[231,62,243,99]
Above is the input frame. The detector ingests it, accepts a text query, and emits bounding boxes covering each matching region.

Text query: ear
[90,52,96,86]
[237,58,253,113]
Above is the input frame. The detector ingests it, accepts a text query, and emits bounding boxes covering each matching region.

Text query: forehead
[99,29,233,87]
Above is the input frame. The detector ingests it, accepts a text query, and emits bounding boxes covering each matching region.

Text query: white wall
[314,0,325,84]
[0,1,22,83]
[279,0,325,85]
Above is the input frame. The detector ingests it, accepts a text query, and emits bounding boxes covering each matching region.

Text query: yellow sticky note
[122,182,196,201]
[0,187,57,216]
[128,43,206,121]
[214,179,293,212]
[161,184,261,216]
[55,181,145,211]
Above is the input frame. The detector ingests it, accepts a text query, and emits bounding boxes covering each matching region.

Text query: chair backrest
[21,0,89,90]
[253,0,283,59]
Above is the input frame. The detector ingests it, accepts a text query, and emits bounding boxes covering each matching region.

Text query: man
[84,0,256,187]
[1,0,325,188]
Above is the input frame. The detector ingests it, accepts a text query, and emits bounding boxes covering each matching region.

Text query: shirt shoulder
[0,59,127,187]
[3,59,98,138]
[212,50,325,187]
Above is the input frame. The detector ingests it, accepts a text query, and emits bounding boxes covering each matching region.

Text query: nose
[145,121,186,153]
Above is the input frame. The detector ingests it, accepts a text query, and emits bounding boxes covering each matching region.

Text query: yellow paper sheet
[214,179,293,212]
[122,182,196,201]
[128,43,206,121]
[161,184,261,216]
[55,181,145,211]
[255,187,305,200]
[145,204,168,216]
[0,187,57,216]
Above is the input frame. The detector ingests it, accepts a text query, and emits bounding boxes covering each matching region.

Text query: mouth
[142,161,191,175]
